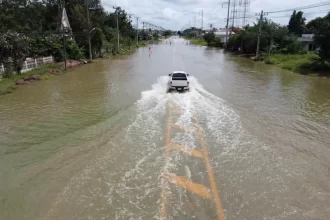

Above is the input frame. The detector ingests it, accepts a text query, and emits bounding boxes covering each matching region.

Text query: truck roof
[172,71,186,74]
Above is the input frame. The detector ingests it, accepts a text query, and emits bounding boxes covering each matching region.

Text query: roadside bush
[203,32,216,46]
[287,40,302,54]
[66,39,84,60]
[0,79,17,95]
[268,53,319,72]
[214,37,223,48]
[190,38,207,46]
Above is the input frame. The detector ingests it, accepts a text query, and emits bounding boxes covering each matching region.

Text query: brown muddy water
[0,37,330,220]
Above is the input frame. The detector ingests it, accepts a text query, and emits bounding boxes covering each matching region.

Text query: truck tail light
[187,81,189,86]
[170,81,172,86]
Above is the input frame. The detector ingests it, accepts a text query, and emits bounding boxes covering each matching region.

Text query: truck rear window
[172,77,187,80]
[172,73,187,80]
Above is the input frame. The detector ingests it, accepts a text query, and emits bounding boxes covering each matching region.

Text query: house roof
[214,31,235,36]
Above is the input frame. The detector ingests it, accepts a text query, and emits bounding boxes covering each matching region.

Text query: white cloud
[102,0,330,30]
[163,8,180,19]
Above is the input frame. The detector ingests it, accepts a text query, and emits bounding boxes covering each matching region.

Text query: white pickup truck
[168,71,190,92]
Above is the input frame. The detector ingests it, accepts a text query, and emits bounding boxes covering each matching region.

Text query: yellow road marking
[161,107,225,220]
[166,173,211,199]
[195,116,225,220]
[161,107,172,220]
[170,123,196,133]
[171,109,185,115]
[171,142,204,159]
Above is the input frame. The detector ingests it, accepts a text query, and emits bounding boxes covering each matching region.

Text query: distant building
[298,34,316,51]
[214,29,235,43]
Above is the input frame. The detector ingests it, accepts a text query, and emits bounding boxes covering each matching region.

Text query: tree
[125,37,132,50]
[153,32,160,41]
[226,18,298,54]
[12,33,29,74]
[182,27,202,38]
[307,14,330,63]
[0,0,139,65]
[203,32,215,46]
[288,10,306,36]
[91,28,105,57]
[0,31,29,77]
[274,25,289,50]
[163,30,172,38]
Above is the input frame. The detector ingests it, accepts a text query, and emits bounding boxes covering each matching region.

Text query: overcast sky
[102,0,330,30]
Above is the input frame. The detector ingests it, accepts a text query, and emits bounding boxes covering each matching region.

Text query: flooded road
[1,37,330,220]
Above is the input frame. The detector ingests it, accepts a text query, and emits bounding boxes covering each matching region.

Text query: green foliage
[182,27,202,38]
[66,38,84,60]
[214,37,223,48]
[227,19,305,54]
[288,11,306,36]
[307,14,330,63]
[0,1,137,62]
[163,30,172,38]
[0,79,17,95]
[190,39,207,46]
[139,42,147,47]
[40,74,51,80]
[102,40,114,55]
[203,32,216,46]
[268,53,320,73]
[91,28,105,58]
[286,40,303,54]
[124,37,133,50]
[153,32,160,41]
[0,31,29,77]
[0,64,61,95]
[26,33,83,61]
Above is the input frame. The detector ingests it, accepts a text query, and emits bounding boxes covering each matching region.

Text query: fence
[0,56,54,76]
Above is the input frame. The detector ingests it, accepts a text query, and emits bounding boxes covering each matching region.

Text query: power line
[266,10,330,19]
[102,2,165,30]
[266,0,330,14]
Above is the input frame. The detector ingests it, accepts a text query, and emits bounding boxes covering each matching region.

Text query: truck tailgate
[172,80,188,87]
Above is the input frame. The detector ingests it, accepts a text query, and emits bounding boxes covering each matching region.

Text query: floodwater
[1,37,330,220]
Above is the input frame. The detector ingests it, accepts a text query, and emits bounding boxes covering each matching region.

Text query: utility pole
[136,17,139,45]
[232,0,236,31]
[59,0,67,70]
[85,0,92,60]
[201,10,203,30]
[116,9,120,53]
[256,10,264,58]
[225,0,231,51]
[63,31,67,70]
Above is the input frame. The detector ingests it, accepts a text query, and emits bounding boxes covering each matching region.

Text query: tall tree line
[0,0,136,77]
[226,10,330,64]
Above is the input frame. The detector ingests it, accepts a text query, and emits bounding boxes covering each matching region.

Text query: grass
[40,74,51,80]
[182,36,208,46]
[190,38,208,46]
[0,78,17,95]
[0,64,61,95]
[104,40,153,58]
[137,42,147,47]
[267,53,325,74]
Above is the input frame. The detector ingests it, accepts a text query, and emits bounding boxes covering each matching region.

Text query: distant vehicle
[168,71,190,92]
